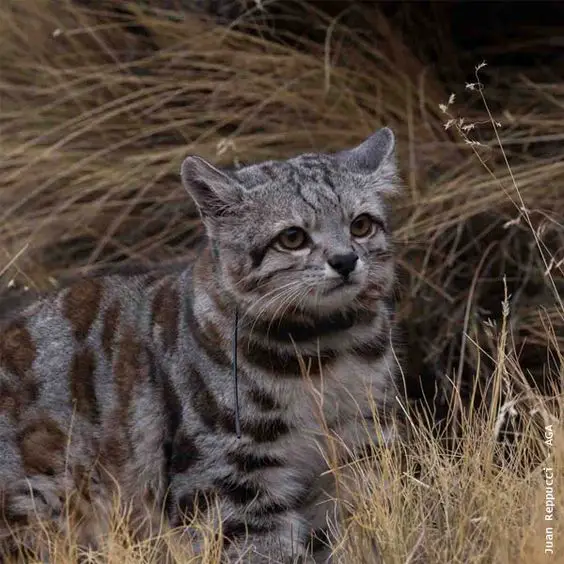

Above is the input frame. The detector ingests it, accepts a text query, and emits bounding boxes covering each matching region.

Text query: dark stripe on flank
[101,301,120,360]
[351,338,388,360]
[151,281,180,352]
[188,366,229,431]
[154,352,182,437]
[114,329,143,419]
[176,490,213,522]
[244,417,290,443]
[63,278,103,341]
[248,307,374,343]
[69,348,99,423]
[247,386,279,411]
[188,365,290,442]
[0,378,38,421]
[171,433,201,474]
[214,477,289,516]
[226,449,284,473]
[19,418,67,477]
[0,321,36,378]
[222,519,274,541]
[152,352,186,477]
[207,278,231,314]
[186,301,231,368]
[241,337,337,377]
[214,476,263,506]
[0,321,39,419]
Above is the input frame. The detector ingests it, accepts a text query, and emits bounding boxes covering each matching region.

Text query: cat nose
[327,252,359,278]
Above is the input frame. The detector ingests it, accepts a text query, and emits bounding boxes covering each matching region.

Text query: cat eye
[350,214,376,239]
[275,227,308,251]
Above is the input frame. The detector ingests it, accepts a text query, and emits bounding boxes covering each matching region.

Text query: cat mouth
[322,278,358,295]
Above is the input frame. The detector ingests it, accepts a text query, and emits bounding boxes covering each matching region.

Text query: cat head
[181,128,399,316]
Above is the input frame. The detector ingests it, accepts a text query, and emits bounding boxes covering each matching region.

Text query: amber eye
[276,227,308,251]
[350,214,375,238]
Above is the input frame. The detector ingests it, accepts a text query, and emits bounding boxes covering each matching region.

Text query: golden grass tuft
[0,1,563,562]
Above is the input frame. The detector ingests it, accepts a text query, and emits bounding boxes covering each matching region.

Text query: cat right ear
[334,127,398,192]
[181,156,242,219]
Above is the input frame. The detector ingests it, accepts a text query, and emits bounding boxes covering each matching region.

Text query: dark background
[343,2,563,66]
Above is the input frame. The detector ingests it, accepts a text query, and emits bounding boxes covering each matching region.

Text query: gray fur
[0,128,401,562]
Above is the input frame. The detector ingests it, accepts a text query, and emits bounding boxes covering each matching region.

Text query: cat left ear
[181,155,242,219]
[334,128,398,190]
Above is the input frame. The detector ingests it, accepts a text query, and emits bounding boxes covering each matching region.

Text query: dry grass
[0,0,563,562]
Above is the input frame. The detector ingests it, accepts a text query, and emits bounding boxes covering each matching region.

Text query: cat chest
[280,353,392,424]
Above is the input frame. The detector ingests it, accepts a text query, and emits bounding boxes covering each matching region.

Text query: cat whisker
[244,282,306,342]
[263,286,313,342]
[239,280,304,327]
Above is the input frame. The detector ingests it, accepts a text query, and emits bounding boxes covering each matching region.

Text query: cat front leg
[172,491,315,563]
[221,509,315,563]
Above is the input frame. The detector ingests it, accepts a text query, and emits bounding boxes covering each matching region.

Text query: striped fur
[0,128,401,562]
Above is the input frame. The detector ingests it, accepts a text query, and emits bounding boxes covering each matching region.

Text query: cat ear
[335,128,397,189]
[181,155,242,218]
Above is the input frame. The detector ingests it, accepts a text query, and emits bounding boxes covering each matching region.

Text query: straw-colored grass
[0,1,562,562]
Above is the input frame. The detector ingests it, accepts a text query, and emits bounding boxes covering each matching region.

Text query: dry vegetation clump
[0,1,562,562]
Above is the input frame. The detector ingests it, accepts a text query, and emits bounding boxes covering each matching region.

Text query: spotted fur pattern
[0,128,401,562]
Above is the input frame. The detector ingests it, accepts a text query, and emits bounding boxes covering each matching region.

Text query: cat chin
[301,283,363,313]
